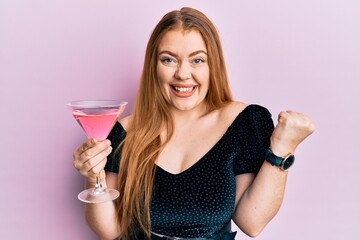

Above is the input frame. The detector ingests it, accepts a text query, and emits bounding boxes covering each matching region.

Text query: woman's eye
[160,57,176,64]
[193,58,205,64]
[161,58,171,63]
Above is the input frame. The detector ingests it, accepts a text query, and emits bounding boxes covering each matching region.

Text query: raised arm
[232,110,315,237]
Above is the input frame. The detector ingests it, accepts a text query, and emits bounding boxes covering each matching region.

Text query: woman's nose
[175,62,191,80]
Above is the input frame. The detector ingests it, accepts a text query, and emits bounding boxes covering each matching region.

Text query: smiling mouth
[171,85,196,93]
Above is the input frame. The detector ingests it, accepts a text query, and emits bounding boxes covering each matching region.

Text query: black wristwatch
[265,148,295,171]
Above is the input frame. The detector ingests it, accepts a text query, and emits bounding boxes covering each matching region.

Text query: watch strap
[265,148,295,170]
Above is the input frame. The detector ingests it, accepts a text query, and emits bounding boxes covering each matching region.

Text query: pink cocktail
[72,108,123,141]
[67,100,127,203]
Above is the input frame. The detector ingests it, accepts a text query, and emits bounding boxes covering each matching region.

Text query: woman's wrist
[270,139,296,157]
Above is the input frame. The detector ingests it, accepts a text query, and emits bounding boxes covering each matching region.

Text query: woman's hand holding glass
[73,139,112,188]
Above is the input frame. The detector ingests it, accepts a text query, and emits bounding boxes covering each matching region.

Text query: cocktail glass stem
[93,175,105,195]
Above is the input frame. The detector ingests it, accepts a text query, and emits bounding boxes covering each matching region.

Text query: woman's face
[157,29,210,112]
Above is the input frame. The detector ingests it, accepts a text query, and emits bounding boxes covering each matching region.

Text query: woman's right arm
[73,139,121,240]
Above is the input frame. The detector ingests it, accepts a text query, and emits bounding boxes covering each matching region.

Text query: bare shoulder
[229,101,248,112]
[211,101,248,127]
[220,101,248,119]
[119,115,132,131]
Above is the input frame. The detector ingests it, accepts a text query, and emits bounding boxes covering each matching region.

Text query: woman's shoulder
[226,101,248,113]
[119,115,132,132]
[226,101,271,115]
[214,101,246,128]
[219,101,246,118]
[219,101,272,124]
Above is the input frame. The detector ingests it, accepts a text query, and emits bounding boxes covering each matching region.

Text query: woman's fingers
[271,110,315,155]
[276,111,315,137]
[80,146,112,175]
[73,138,96,160]
[73,139,112,179]
[91,159,108,175]
[78,140,111,163]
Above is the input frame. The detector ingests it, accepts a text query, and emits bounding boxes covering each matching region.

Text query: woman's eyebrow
[158,50,208,57]
[158,50,178,58]
[189,50,207,57]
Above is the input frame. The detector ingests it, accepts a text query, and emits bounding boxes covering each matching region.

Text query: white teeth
[174,86,194,93]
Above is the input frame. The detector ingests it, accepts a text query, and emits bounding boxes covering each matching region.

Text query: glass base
[78,187,120,204]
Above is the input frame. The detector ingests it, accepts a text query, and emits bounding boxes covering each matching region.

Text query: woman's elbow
[233,216,268,238]
[241,225,266,238]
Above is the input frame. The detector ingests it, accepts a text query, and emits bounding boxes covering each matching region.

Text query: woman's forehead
[158,29,207,55]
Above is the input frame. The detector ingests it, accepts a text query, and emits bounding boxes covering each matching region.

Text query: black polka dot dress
[105,104,274,238]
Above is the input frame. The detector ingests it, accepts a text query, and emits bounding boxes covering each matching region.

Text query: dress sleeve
[233,105,274,175]
[104,121,126,173]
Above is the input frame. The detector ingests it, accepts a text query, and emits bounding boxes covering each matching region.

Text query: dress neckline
[155,104,255,177]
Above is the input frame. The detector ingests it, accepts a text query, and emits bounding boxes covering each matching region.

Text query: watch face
[282,155,295,170]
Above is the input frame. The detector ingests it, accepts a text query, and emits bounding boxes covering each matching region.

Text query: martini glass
[67,100,127,203]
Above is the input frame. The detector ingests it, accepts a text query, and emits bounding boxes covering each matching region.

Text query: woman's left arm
[232,110,315,237]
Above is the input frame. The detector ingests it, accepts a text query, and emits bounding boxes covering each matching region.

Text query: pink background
[1,0,359,239]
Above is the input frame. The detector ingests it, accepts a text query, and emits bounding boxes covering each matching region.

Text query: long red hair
[116,7,233,239]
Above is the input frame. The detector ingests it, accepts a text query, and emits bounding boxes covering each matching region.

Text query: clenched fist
[270,110,315,156]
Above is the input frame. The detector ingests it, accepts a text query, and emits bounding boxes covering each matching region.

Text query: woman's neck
[170,103,209,125]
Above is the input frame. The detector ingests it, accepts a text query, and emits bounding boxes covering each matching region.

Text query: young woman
[72,7,315,240]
